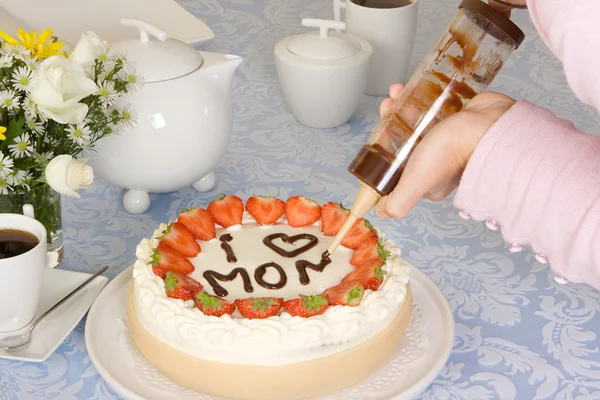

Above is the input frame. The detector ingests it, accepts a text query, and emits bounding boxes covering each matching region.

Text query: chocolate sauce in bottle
[328,0,525,254]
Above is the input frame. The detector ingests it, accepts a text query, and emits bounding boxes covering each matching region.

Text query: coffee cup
[0,205,59,332]
[333,0,419,96]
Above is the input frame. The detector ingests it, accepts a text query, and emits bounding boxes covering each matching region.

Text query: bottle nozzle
[327,183,381,255]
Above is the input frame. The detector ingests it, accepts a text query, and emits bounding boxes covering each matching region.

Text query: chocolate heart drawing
[262,233,319,258]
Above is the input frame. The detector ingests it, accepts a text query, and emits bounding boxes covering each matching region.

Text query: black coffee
[0,229,39,259]
[352,0,413,7]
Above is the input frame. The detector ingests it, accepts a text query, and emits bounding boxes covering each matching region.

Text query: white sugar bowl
[275,19,373,129]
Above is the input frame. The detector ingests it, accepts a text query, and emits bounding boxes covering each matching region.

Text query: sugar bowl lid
[113,18,204,83]
[286,19,362,60]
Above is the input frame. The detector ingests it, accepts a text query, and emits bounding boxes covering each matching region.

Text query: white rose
[45,155,94,198]
[31,56,99,124]
[69,31,104,66]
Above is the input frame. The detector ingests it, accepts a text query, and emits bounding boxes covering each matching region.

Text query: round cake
[128,195,412,400]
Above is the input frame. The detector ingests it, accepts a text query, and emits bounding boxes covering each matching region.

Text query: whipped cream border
[132,213,410,366]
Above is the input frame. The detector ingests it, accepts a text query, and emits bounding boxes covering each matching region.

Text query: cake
[129,195,412,400]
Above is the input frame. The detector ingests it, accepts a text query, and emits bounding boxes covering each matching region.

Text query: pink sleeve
[454,101,600,288]
[526,0,600,110]
[452,0,600,288]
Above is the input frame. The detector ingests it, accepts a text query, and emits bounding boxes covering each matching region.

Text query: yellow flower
[0,126,6,141]
[0,28,65,58]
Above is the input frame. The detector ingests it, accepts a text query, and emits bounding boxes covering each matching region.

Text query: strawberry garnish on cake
[324,280,365,306]
[149,243,195,275]
[164,271,203,300]
[350,238,390,267]
[178,207,216,241]
[245,195,285,225]
[235,297,284,319]
[341,219,377,250]
[284,294,329,317]
[208,194,244,228]
[321,202,350,236]
[159,221,201,258]
[285,196,321,227]
[195,291,235,316]
[342,259,387,291]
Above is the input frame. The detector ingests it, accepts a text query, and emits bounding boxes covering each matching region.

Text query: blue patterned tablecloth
[3,0,600,399]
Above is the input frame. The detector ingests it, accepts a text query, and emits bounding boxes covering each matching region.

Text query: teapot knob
[301,18,346,39]
[120,18,168,43]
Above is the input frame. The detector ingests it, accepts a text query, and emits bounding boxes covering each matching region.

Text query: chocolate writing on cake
[203,230,332,296]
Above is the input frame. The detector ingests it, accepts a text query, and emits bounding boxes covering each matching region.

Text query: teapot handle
[121,18,168,43]
[22,204,35,219]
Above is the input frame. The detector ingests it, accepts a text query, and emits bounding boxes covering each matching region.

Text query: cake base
[127,285,412,400]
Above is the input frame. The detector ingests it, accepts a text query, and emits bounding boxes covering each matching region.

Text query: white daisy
[8,133,34,158]
[119,64,143,92]
[97,43,116,68]
[4,44,29,59]
[0,90,19,110]
[38,151,54,164]
[98,80,117,108]
[11,66,37,92]
[0,54,12,68]
[0,178,10,195]
[0,153,14,177]
[22,94,38,119]
[66,122,92,146]
[6,169,28,186]
[25,118,44,134]
[119,103,138,128]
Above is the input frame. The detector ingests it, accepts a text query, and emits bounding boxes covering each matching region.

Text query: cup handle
[22,204,35,219]
[333,0,347,31]
[46,252,59,268]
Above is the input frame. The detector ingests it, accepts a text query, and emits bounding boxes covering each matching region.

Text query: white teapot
[87,19,242,214]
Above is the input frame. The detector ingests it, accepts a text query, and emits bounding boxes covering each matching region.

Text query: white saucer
[0,0,214,46]
[0,268,108,362]
[86,265,454,400]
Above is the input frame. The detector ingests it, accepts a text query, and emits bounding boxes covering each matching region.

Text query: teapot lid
[287,19,361,60]
[113,19,203,83]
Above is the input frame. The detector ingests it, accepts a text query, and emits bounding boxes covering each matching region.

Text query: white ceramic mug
[0,205,58,332]
[334,0,419,96]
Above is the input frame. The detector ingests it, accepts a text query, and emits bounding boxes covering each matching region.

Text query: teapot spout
[196,51,242,88]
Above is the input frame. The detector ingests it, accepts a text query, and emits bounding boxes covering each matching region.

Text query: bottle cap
[459,0,525,48]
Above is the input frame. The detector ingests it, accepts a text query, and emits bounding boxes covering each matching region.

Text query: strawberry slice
[159,221,201,258]
[283,294,329,317]
[323,280,365,306]
[149,243,194,275]
[234,297,283,319]
[342,259,387,291]
[178,208,216,241]
[164,271,203,300]
[285,196,321,228]
[245,195,285,225]
[321,202,350,236]
[341,218,378,250]
[195,291,235,316]
[152,266,167,279]
[207,194,244,228]
[350,237,390,267]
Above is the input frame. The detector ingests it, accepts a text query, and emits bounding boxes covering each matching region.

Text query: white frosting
[132,213,410,366]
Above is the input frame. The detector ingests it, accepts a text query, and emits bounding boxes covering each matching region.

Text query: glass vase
[0,184,64,261]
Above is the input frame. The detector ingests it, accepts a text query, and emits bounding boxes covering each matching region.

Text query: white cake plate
[85,265,454,400]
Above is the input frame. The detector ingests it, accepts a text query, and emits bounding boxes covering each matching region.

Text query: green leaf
[0,117,25,151]
[195,292,222,311]
[250,298,278,314]
[164,272,179,292]
[346,285,364,304]
[377,240,391,264]
[364,219,376,232]
[300,294,328,313]
[149,248,160,266]
[374,265,387,281]
[160,222,173,239]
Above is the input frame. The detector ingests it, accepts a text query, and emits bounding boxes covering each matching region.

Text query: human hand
[375,84,516,220]
[488,0,527,16]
